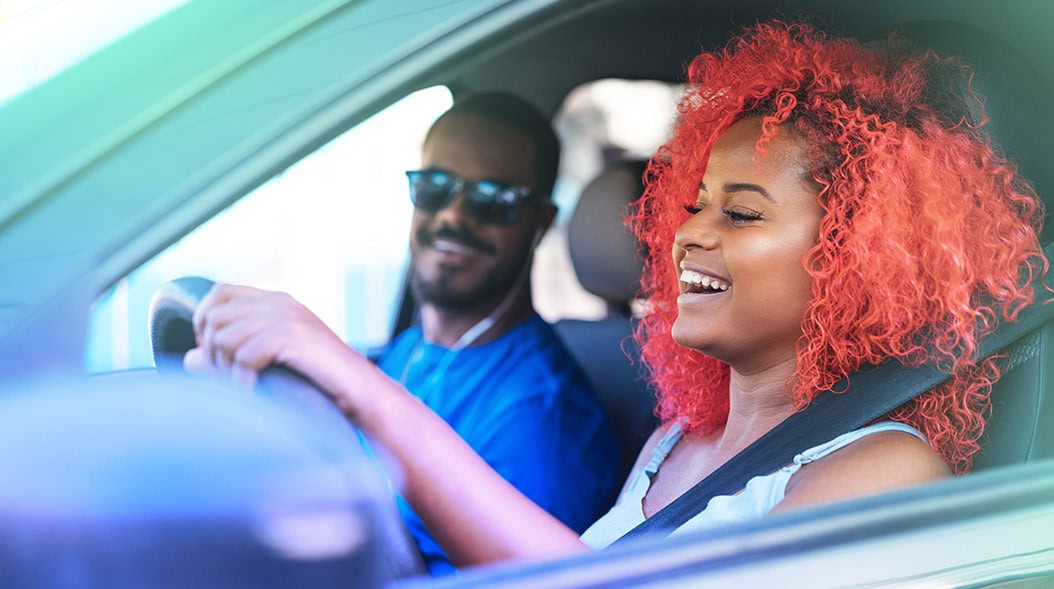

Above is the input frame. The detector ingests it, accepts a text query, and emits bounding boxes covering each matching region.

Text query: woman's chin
[670,322,717,356]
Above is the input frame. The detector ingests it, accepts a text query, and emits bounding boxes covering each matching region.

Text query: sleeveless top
[580,421,927,549]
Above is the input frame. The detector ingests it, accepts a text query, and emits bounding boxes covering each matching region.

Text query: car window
[0,0,187,106]
[85,79,680,373]
[86,86,453,372]
[533,78,681,322]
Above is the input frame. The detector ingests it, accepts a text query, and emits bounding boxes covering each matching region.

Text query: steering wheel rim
[148,276,352,430]
[147,276,427,578]
[149,276,214,374]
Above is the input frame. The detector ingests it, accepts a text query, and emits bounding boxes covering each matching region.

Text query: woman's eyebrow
[699,181,774,202]
[725,182,774,201]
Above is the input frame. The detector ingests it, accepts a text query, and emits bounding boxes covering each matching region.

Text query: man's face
[409,114,554,312]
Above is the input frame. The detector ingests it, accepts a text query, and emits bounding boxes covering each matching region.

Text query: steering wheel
[148,276,426,578]
[149,276,364,433]
[149,276,213,374]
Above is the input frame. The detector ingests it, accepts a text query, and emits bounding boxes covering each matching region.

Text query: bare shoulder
[774,429,952,514]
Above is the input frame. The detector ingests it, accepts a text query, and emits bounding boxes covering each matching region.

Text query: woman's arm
[773,429,951,514]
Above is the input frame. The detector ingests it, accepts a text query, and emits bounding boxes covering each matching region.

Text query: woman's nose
[674,208,720,251]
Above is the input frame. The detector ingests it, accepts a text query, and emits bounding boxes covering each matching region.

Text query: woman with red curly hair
[188,20,1046,567]
[579,19,1044,548]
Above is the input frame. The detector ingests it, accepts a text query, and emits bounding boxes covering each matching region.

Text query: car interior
[554,158,656,480]
[392,2,1054,477]
[386,1,1054,583]
[3,0,1054,586]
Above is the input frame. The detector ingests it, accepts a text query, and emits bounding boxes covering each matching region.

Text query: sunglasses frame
[406,169,539,225]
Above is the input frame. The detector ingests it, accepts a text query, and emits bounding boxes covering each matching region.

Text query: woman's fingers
[185,321,285,389]
[183,283,397,426]
[210,309,273,367]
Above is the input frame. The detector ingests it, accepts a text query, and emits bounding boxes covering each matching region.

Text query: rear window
[86,86,453,372]
[533,78,681,321]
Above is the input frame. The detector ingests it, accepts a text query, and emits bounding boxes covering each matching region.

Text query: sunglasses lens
[408,171,455,212]
[406,170,532,224]
[469,182,520,224]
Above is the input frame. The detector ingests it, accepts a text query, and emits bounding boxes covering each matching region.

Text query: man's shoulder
[374,326,423,372]
[491,316,584,376]
[482,317,607,411]
[496,314,574,359]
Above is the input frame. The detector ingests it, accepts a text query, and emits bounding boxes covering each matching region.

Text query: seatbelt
[611,245,1054,546]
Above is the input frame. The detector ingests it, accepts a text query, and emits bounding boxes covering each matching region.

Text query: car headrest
[567,160,647,309]
[864,21,1054,242]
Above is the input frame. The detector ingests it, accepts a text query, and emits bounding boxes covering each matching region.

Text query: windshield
[0,0,186,106]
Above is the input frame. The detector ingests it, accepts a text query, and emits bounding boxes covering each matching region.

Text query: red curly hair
[632,21,1046,474]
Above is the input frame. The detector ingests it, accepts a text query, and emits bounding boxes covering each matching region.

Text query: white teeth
[679,269,730,291]
[433,239,476,255]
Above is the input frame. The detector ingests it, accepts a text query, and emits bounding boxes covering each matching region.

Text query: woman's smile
[677,265,731,306]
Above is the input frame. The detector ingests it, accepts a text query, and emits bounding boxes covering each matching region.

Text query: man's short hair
[428,91,560,199]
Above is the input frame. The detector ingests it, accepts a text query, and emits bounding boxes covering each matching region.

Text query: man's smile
[417,224,496,259]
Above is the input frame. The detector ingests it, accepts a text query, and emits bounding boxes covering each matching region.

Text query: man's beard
[409,244,532,312]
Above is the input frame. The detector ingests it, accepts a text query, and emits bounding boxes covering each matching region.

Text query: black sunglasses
[406,169,538,225]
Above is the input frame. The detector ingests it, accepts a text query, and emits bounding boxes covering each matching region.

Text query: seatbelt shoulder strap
[611,245,1054,546]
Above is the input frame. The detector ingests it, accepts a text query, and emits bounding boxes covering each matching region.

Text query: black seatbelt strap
[611,245,1054,546]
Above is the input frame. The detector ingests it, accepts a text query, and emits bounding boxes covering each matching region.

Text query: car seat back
[869,21,1054,469]
[975,321,1054,468]
[554,160,657,480]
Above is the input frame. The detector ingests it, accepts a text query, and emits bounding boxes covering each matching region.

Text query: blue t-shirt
[376,314,619,575]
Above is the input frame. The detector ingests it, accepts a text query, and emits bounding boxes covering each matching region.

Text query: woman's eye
[683,203,705,215]
[723,208,763,223]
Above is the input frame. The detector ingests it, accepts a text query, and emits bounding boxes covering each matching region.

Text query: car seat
[865,21,1054,469]
[554,160,657,480]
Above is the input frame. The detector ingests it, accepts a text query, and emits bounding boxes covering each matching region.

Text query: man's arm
[185,284,590,567]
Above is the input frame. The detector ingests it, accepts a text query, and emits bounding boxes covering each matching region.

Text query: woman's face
[671,117,823,375]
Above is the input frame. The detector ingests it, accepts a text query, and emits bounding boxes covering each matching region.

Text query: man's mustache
[416,224,496,256]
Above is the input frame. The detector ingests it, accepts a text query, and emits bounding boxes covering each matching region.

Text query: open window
[86,87,453,372]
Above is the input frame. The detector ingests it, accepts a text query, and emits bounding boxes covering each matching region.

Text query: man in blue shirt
[377,92,619,574]
[186,91,620,576]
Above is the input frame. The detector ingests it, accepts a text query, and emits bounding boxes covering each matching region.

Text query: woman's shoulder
[775,423,952,514]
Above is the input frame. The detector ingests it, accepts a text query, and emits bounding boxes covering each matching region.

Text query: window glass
[86,86,453,372]
[533,79,682,321]
[0,0,187,106]
[85,80,680,372]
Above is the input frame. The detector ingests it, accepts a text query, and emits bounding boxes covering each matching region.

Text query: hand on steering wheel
[149,277,362,433]
[148,276,427,578]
